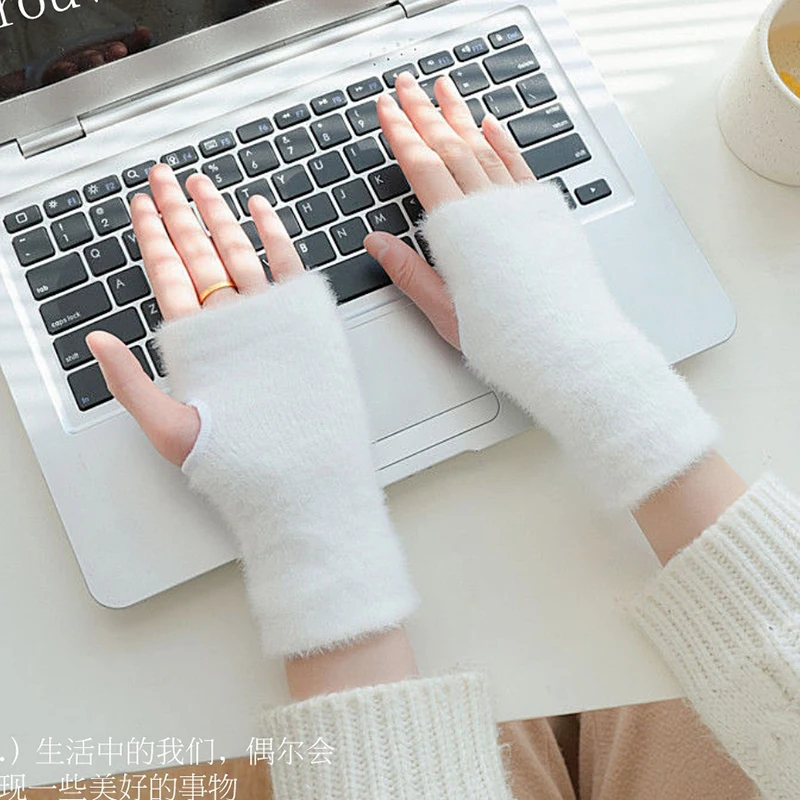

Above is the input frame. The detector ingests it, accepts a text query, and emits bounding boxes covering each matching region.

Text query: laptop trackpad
[346,302,497,445]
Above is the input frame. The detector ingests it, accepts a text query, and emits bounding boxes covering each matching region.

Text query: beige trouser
[500,698,759,800]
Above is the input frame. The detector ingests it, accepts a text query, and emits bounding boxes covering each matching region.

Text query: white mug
[717,0,800,186]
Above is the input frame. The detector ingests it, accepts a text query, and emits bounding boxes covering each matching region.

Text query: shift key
[54,308,145,369]
[523,133,591,178]
[40,282,111,335]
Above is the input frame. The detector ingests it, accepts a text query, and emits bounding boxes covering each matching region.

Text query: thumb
[87,332,200,467]
[365,232,460,350]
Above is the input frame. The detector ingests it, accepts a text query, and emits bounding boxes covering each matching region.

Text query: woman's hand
[365,71,536,350]
[86,164,302,466]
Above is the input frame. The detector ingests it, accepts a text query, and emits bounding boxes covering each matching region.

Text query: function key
[161,146,199,169]
[237,118,274,143]
[44,190,82,218]
[311,89,347,115]
[13,228,54,266]
[484,44,539,84]
[83,176,121,203]
[576,179,612,205]
[122,161,156,188]
[489,25,524,49]
[4,205,41,234]
[419,51,455,75]
[275,104,311,130]
[454,38,489,62]
[347,76,383,101]
[199,132,236,158]
[383,64,419,88]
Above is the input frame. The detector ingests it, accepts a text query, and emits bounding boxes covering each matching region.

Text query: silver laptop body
[0,0,735,608]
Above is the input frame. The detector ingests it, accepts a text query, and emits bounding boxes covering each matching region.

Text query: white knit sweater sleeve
[261,672,514,800]
[631,475,800,800]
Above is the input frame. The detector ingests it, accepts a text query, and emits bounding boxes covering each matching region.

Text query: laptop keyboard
[2,24,613,414]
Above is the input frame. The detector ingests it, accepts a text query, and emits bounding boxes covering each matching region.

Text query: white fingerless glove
[422,182,718,510]
[155,273,419,658]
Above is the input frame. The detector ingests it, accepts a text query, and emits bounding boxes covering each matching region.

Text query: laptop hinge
[398,0,455,16]
[17,117,85,158]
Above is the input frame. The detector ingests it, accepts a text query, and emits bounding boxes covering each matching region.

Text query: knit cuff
[261,672,513,800]
[630,475,800,796]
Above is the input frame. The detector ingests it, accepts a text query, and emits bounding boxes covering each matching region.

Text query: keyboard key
[483,86,523,119]
[576,178,612,205]
[199,132,236,157]
[26,253,87,300]
[131,345,154,380]
[121,229,141,261]
[69,363,112,411]
[311,89,347,115]
[367,203,409,235]
[236,179,277,214]
[239,141,280,177]
[522,133,591,178]
[517,74,557,108]
[347,76,383,101]
[383,63,419,88]
[466,98,486,126]
[344,137,385,173]
[296,193,338,231]
[346,102,380,135]
[141,298,163,332]
[275,103,311,130]
[295,232,336,269]
[450,64,490,96]
[403,194,424,226]
[40,282,111,335]
[89,198,130,236]
[455,38,489,61]
[311,115,352,149]
[272,165,313,202]
[44,190,82,218]
[379,132,395,159]
[13,227,54,266]
[489,25,524,49]
[84,238,126,276]
[4,205,42,233]
[419,51,455,74]
[277,207,302,238]
[509,104,574,147]
[419,78,440,106]
[484,44,539,84]
[83,176,121,203]
[548,176,577,210]
[275,129,316,163]
[54,308,145,370]
[126,186,153,204]
[51,213,93,251]
[369,164,410,201]
[146,339,166,377]
[202,155,243,190]
[175,169,198,200]
[122,161,156,188]
[333,179,374,215]
[241,221,264,252]
[237,118,274,144]
[323,252,391,304]
[109,266,150,306]
[309,152,350,188]
[161,146,199,169]
[223,193,241,220]
[330,217,368,256]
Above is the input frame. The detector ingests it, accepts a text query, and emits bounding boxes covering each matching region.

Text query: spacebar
[322,251,392,304]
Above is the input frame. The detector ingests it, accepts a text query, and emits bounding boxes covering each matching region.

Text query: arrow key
[575,179,612,205]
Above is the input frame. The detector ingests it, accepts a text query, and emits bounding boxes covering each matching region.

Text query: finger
[435,76,514,186]
[87,332,200,467]
[482,114,536,183]
[364,232,460,350]
[250,196,305,283]
[376,92,462,210]
[394,72,492,194]
[188,174,267,296]
[130,193,199,320]
[148,164,230,297]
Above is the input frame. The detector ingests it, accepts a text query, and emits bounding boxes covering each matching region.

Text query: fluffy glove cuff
[155,273,419,658]
[422,182,718,510]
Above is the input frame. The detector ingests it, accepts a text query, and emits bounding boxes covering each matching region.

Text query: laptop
[0,0,735,609]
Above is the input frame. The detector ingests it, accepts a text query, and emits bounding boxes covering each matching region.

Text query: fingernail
[365,232,391,260]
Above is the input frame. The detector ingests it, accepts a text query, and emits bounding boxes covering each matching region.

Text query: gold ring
[198,280,237,305]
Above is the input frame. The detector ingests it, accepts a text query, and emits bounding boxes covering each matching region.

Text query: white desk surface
[3,0,799,785]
